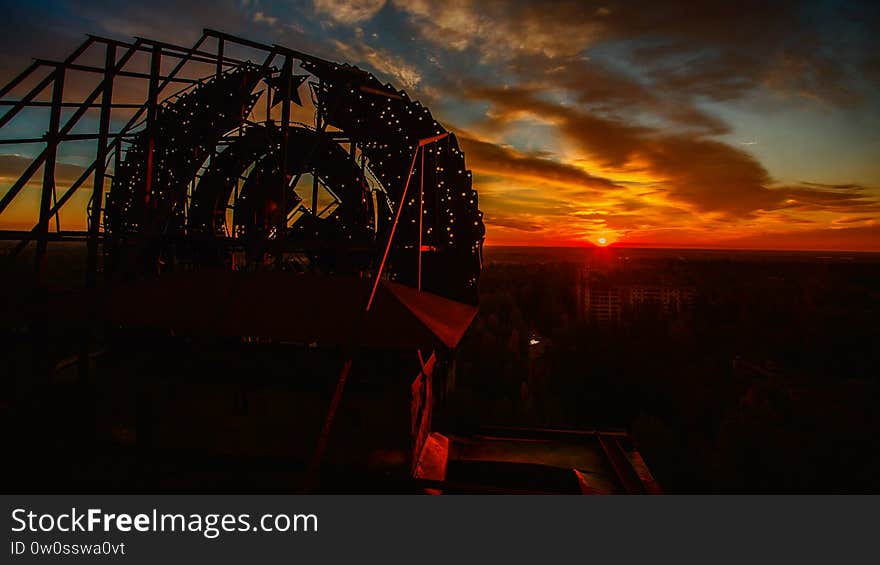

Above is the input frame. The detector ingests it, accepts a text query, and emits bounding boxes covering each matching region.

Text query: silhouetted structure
[0,30,657,494]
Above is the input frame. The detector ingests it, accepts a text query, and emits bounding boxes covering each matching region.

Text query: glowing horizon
[1,1,878,251]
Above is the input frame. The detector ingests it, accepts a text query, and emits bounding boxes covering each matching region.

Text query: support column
[215,38,224,78]
[34,68,64,283]
[418,146,424,291]
[86,43,116,289]
[79,43,116,391]
[31,67,64,407]
[312,79,322,215]
[276,55,293,263]
[144,45,161,216]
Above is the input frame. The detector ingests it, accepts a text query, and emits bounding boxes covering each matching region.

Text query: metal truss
[0,29,485,303]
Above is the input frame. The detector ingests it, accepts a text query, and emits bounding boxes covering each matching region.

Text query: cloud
[0,154,88,186]
[330,38,421,88]
[457,134,619,192]
[65,0,244,45]
[462,85,772,215]
[539,56,731,134]
[461,85,880,220]
[483,211,544,232]
[253,11,278,27]
[391,0,605,59]
[313,0,387,25]
[0,0,877,249]
[393,0,878,105]
[0,154,94,230]
[780,183,880,214]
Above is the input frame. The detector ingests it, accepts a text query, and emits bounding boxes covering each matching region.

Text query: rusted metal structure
[0,29,485,491]
[0,29,484,302]
[0,30,658,494]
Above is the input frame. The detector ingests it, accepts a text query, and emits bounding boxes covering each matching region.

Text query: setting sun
[598,237,607,246]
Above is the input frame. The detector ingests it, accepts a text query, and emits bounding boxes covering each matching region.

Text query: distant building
[577,267,695,323]
[627,284,695,314]
[584,283,623,323]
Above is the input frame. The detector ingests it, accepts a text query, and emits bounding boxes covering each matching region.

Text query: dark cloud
[0,154,89,186]
[388,0,878,105]
[833,216,874,224]
[781,184,880,214]
[463,85,776,215]
[504,54,730,135]
[0,0,878,248]
[457,134,619,191]
[482,211,543,232]
[463,85,880,218]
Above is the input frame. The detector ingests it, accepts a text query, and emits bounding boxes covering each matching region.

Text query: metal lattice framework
[0,29,485,304]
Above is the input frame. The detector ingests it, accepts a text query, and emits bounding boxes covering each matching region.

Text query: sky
[0,0,879,250]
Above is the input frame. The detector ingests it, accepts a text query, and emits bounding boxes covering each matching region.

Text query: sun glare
[597,237,608,246]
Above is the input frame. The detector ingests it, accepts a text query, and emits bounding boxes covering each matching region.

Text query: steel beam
[0,37,93,130]
[276,55,293,261]
[35,60,199,84]
[87,42,116,289]
[34,69,64,283]
[144,44,161,214]
[0,40,142,215]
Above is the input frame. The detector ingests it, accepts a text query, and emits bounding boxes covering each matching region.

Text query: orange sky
[1,1,879,251]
